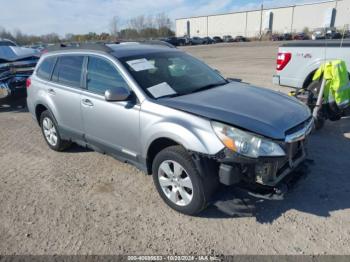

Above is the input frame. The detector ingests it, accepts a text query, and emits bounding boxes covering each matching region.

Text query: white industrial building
[175,0,350,38]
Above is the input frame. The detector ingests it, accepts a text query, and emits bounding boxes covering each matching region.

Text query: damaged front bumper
[219,139,307,186]
[213,119,313,200]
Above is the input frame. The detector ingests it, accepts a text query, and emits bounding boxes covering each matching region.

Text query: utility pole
[290,5,295,33]
[207,16,209,37]
[259,1,264,40]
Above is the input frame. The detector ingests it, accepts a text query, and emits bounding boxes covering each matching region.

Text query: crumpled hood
[0,46,39,61]
[156,82,311,140]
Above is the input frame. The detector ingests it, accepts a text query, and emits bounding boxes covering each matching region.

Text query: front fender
[140,101,224,159]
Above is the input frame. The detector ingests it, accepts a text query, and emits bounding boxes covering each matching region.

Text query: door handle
[48,88,56,95]
[82,98,94,107]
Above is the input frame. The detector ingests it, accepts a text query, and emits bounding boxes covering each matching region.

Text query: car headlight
[211,121,285,158]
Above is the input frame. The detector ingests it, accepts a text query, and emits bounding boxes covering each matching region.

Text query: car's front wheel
[152,145,217,215]
[40,110,71,151]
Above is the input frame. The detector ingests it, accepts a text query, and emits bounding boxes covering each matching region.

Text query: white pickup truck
[273,40,350,90]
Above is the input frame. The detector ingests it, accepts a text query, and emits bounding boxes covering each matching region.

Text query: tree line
[0,13,175,46]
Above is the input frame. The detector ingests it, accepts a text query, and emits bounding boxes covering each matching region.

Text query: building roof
[175,0,338,20]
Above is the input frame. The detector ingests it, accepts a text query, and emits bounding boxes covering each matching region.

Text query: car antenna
[340,24,349,48]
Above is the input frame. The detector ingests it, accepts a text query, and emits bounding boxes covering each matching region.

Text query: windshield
[119,51,227,99]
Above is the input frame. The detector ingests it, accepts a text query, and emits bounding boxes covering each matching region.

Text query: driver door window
[86,56,129,95]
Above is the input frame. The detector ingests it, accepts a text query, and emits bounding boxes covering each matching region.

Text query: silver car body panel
[27,50,226,170]
[27,46,312,180]
[139,99,225,160]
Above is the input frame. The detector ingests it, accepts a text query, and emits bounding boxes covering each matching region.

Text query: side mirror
[105,87,131,102]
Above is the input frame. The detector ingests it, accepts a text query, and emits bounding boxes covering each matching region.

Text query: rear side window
[86,56,129,95]
[36,57,56,80]
[52,56,84,88]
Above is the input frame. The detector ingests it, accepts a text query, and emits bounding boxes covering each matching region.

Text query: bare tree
[145,15,155,29]
[129,15,146,32]
[155,13,172,29]
[110,16,119,37]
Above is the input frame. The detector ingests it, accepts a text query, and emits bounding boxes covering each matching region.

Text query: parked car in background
[223,35,234,42]
[325,28,342,39]
[293,33,310,40]
[190,37,205,45]
[0,39,17,47]
[163,37,186,46]
[203,37,214,44]
[311,28,326,40]
[0,41,40,99]
[282,33,293,41]
[27,43,312,215]
[28,44,48,52]
[271,33,293,41]
[235,36,248,42]
[311,28,342,40]
[344,30,350,39]
[271,34,282,41]
[212,36,223,43]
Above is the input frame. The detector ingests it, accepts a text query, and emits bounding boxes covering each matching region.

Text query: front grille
[276,141,304,178]
[285,117,312,136]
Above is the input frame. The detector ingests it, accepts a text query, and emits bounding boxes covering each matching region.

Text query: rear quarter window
[36,57,57,80]
[52,56,84,88]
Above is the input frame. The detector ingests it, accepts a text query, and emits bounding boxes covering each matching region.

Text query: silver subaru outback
[27,43,313,215]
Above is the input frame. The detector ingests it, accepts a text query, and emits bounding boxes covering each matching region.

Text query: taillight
[276,52,291,71]
[26,77,31,88]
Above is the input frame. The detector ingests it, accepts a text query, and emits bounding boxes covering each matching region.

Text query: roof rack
[46,42,113,53]
[45,40,176,53]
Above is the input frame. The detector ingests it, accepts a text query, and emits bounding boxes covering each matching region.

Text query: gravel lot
[1,41,350,255]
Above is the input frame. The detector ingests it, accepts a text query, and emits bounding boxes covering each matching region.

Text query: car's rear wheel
[152,145,217,215]
[40,110,71,151]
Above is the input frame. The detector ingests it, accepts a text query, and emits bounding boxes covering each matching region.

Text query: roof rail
[139,40,176,49]
[46,42,113,53]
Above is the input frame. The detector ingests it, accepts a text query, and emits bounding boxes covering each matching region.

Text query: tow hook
[248,159,312,201]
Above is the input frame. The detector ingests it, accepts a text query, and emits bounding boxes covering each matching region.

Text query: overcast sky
[0,0,327,36]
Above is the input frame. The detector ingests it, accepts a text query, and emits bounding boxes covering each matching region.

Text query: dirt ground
[1,42,350,255]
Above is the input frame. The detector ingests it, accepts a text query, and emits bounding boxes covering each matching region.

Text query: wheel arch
[302,69,318,89]
[35,104,48,125]
[145,137,181,175]
[34,101,59,127]
[302,69,350,89]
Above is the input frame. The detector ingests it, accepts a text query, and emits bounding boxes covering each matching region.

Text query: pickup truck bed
[273,40,350,89]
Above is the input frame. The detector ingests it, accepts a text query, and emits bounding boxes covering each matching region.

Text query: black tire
[152,145,218,215]
[40,110,71,151]
[306,80,321,98]
[314,117,325,130]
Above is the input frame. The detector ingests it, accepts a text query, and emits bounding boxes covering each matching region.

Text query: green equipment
[289,60,350,129]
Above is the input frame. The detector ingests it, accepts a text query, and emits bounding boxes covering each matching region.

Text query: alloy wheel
[158,160,194,206]
[42,117,58,146]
